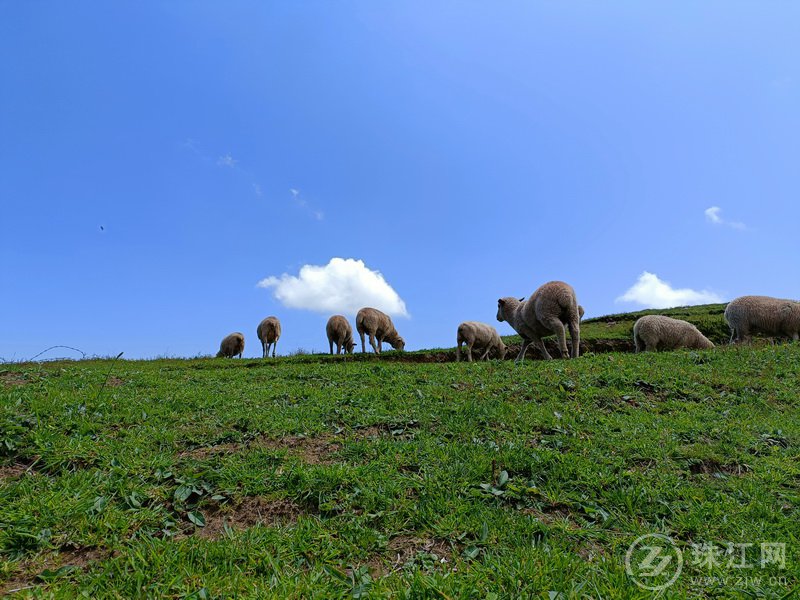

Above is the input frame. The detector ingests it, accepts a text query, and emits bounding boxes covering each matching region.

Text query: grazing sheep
[355,307,405,354]
[633,315,714,352]
[496,281,581,362]
[725,295,800,344]
[257,316,282,358]
[217,332,245,358]
[456,321,507,362]
[326,315,356,355]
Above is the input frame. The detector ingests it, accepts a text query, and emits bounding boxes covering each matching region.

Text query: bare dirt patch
[106,376,124,387]
[257,435,341,465]
[180,434,341,465]
[362,536,454,577]
[196,496,304,539]
[0,462,31,480]
[0,546,110,595]
[523,506,581,529]
[179,441,244,460]
[687,459,750,476]
[0,371,29,387]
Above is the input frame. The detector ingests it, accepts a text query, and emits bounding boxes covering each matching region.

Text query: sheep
[456,321,507,362]
[496,280,581,362]
[633,315,714,352]
[355,307,405,354]
[257,316,282,358]
[217,332,245,358]
[724,295,800,344]
[326,315,356,355]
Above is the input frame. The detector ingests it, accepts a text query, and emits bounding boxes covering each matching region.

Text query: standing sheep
[496,281,581,362]
[217,332,245,358]
[355,307,405,354]
[725,295,800,344]
[326,315,356,355]
[633,315,714,352]
[456,321,507,362]
[257,316,282,358]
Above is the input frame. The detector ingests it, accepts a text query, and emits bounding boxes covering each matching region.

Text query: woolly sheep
[633,315,714,352]
[355,307,405,354]
[257,316,282,358]
[725,295,800,344]
[456,321,507,362]
[326,315,356,355]
[496,280,581,362]
[217,332,245,358]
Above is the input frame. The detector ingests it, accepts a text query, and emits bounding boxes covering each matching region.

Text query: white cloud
[705,206,745,230]
[616,272,723,308]
[257,258,408,317]
[217,154,237,168]
[253,183,263,198]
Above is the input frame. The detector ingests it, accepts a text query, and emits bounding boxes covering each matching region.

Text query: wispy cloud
[257,258,408,316]
[217,154,238,168]
[253,183,263,198]
[616,271,723,309]
[290,188,324,221]
[705,206,745,230]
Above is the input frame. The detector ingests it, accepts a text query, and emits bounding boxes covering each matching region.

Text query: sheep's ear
[519,297,525,302]
[498,299,505,306]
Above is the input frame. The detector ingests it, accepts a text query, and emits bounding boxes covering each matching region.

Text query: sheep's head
[345,339,356,354]
[497,297,520,322]
[391,336,406,351]
[496,299,506,322]
[498,342,508,360]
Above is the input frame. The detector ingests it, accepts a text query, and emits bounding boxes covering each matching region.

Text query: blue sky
[2,2,798,360]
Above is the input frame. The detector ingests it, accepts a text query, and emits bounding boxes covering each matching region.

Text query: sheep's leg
[542,318,569,358]
[467,342,474,362]
[329,340,334,355]
[262,341,267,359]
[359,331,366,353]
[479,346,491,361]
[567,320,580,358]
[534,337,552,360]
[515,338,532,364]
[456,341,461,362]
[369,333,379,354]
[272,340,277,358]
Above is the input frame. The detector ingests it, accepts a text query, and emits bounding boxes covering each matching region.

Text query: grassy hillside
[2,309,799,597]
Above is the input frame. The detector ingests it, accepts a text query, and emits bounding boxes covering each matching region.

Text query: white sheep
[355,307,405,354]
[217,332,245,358]
[456,321,507,362]
[496,280,581,362]
[257,316,282,358]
[725,295,800,344]
[326,315,356,355]
[633,315,714,352]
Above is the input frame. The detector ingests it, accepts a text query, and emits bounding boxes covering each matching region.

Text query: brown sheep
[257,316,281,358]
[725,295,800,344]
[456,321,507,362]
[217,332,245,358]
[326,315,356,355]
[496,281,581,362]
[633,315,714,352]
[355,307,405,354]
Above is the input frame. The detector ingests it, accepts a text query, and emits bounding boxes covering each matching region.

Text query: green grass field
[1,306,798,598]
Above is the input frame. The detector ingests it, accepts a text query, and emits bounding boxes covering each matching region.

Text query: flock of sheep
[216,281,800,361]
